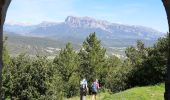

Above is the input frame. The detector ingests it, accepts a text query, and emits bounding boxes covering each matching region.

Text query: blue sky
[5,0,168,32]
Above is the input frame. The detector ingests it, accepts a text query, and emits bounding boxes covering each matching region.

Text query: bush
[2,54,62,99]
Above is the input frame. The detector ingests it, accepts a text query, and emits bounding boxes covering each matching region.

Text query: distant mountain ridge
[4,16,166,58]
[5,16,164,39]
[4,16,165,48]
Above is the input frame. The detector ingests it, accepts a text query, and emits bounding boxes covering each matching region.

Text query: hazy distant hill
[4,33,67,57]
[4,16,165,58]
[4,33,127,58]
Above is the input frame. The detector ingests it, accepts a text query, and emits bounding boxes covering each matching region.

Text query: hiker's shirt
[80,80,87,88]
[94,81,99,90]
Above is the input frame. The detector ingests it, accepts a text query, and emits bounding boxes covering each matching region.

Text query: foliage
[125,36,168,86]
[53,43,80,98]
[105,56,132,92]
[79,33,106,86]
[2,54,59,99]
[2,33,168,99]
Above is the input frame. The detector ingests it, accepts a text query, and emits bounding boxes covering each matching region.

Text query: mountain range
[4,16,165,58]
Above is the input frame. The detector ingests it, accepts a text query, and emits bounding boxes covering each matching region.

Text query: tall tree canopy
[79,33,106,85]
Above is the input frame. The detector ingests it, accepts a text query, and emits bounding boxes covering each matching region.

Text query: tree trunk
[0,0,11,99]
[162,0,170,100]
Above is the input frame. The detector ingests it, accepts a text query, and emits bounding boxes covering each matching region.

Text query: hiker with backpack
[91,79,100,100]
[80,78,88,100]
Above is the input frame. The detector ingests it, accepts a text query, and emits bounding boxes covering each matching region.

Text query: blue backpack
[91,82,97,92]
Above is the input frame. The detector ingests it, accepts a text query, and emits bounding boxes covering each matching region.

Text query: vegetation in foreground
[68,83,164,100]
[2,33,168,99]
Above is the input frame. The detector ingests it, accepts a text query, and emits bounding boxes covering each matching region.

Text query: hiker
[80,78,88,100]
[91,79,100,100]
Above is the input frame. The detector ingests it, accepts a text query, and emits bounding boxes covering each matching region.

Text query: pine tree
[79,32,106,84]
[53,43,80,97]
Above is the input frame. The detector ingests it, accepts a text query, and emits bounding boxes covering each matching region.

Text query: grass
[67,83,164,100]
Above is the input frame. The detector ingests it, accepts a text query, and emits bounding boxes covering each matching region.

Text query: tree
[125,40,148,86]
[105,56,128,92]
[79,33,106,85]
[125,40,147,65]
[106,55,122,70]
[125,38,168,87]
[2,54,57,99]
[53,43,80,97]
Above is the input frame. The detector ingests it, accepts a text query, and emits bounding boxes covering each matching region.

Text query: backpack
[81,84,86,90]
[80,83,87,95]
[91,82,97,92]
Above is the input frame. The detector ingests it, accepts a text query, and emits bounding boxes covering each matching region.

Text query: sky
[5,0,168,32]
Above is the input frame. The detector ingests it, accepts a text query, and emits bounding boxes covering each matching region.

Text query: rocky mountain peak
[65,16,111,29]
